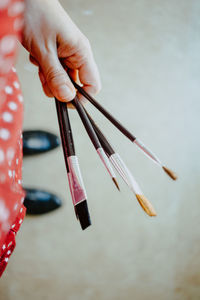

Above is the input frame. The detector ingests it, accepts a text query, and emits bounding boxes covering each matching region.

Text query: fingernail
[58,85,75,101]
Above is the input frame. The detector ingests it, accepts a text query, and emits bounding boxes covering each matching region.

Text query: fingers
[39,51,76,102]
[78,38,101,98]
[29,54,53,98]
[29,37,101,107]
[38,70,53,97]
[78,54,101,97]
[63,36,101,101]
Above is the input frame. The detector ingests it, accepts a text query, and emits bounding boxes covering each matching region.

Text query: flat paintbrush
[72,96,120,190]
[84,108,156,217]
[55,98,91,230]
[71,79,177,181]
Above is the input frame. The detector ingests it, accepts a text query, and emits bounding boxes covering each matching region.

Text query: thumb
[39,53,76,102]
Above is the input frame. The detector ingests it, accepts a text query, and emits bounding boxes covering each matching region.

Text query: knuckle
[45,68,66,86]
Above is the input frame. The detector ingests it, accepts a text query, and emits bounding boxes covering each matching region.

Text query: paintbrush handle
[83,107,115,156]
[72,97,119,188]
[72,96,101,150]
[71,79,136,142]
[55,99,70,172]
[56,99,75,157]
[55,98,90,226]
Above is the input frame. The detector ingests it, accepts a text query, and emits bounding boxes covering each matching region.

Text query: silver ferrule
[134,139,161,165]
[97,147,116,178]
[110,153,142,195]
[67,156,87,206]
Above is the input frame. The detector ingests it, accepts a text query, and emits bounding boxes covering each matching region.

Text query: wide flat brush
[72,96,119,191]
[84,108,156,217]
[55,98,91,230]
[71,79,177,181]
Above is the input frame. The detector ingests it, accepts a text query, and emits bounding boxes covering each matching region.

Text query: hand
[22,0,101,105]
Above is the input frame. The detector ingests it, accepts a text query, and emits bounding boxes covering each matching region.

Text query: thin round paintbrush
[71,79,177,181]
[55,98,91,230]
[84,108,156,217]
[72,96,120,191]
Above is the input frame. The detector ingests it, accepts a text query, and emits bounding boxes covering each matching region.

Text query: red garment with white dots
[0,0,26,277]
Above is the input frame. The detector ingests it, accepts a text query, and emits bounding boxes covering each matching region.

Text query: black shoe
[23,130,60,156]
[23,188,62,215]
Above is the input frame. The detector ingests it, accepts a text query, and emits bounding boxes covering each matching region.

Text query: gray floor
[0,0,200,299]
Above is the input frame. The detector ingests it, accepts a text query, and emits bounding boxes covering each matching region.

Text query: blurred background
[0,0,200,299]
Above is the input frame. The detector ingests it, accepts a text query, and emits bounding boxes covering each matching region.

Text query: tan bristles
[162,166,177,180]
[136,194,157,217]
[112,178,120,191]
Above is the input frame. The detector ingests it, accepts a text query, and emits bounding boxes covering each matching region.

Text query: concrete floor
[0,0,200,299]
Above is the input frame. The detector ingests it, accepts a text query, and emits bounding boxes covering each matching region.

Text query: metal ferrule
[134,139,161,165]
[67,156,87,206]
[97,147,116,178]
[110,153,142,195]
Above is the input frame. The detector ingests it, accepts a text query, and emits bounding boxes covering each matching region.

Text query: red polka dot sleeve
[0,0,26,277]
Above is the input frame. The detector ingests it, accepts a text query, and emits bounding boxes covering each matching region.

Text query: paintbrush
[84,108,156,216]
[71,79,177,181]
[55,98,91,230]
[72,96,120,191]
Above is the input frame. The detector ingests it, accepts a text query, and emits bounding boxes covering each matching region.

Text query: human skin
[22,0,101,106]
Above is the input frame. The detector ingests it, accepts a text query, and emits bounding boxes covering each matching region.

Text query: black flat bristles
[75,200,91,230]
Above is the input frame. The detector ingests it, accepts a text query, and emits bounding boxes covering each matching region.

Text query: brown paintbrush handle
[83,107,115,156]
[71,79,136,142]
[72,96,102,150]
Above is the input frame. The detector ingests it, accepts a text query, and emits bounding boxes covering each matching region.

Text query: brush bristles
[75,200,91,230]
[136,194,157,217]
[112,177,120,191]
[162,166,177,180]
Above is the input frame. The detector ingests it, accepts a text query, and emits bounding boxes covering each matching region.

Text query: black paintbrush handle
[56,99,75,157]
[72,96,102,150]
[83,107,115,156]
[61,102,75,157]
[71,79,136,142]
[55,99,70,172]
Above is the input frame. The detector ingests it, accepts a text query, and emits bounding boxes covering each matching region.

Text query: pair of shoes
[23,130,62,215]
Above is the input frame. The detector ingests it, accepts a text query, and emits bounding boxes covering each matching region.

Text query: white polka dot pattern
[0,0,26,276]
[5,86,13,94]
[13,203,18,211]
[2,111,13,122]
[8,101,17,110]
[0,200,10,222]
[13,17,24,31]
[0,128,10,140]
[13,81,19,89]
[17,94,23,102]
[0,35,16,54]
[8,1,24,17]
[0,57,13,73]
[6,147,15,161]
